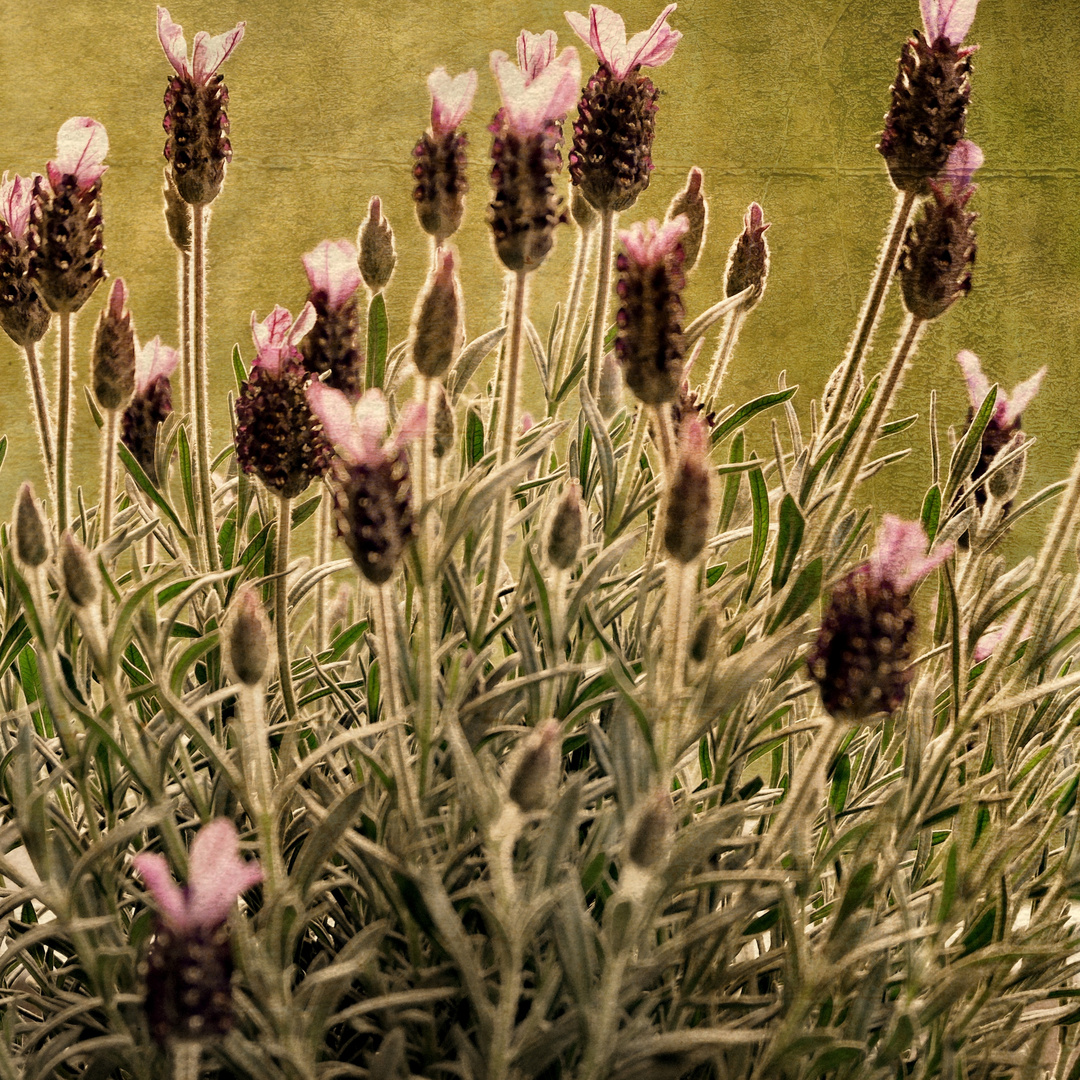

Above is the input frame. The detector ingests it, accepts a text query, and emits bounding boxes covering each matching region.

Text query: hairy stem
[172,1040,201,1080]
[587,208,616,396]
[24,340,55,499]
[416,376,438,786]
[180,249,192,418]
[376,582,419,829]
[550,222,595,412]
[822,188,917,436]
[702,307,747,406]
[314,489,331,654]
[276,494,298,723]
[239,682,284,899]
[56,311,73,530]
[100,408,118,547]
[193,206,221,573]
[607,402,648,538]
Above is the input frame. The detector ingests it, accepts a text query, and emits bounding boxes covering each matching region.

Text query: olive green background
[1,1,1077,555]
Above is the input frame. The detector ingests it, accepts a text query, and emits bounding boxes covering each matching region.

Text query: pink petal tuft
[619,216,689,266]
[0,172,37,242]
[190,21,246,85]
[517,29,559,84]
[1001,367,1047,428]
[289,301,317,346]
[624,3,681,73]
[184,819,263,930]
[871,515,952,593]
[52,118,109,190]
[251,306,297,374]
[156,6,190,77]
[588,5,628,73]
[942,139,983,191]
[428,67,479,138]
[135,337,180,394]
[921,0,978,44]
[394,401,428,449]
[308,380,357,455]
[133,851,190,929]
[303,240,361,311]
[956,350,991,412]
[352,390,392,465]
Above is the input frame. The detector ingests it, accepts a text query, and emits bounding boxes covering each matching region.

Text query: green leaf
[177,423,198,535]
[831,862,875,932]
[880,412,919,438]
[945,382,997,504]
[938,842,958,920]
[292,493,321,530]
[744,460,768,602]
[829,753,850,813]
[579,381,615,526]
[117,442,188,537]
[705,563,727,587]
[366,293,388,390]
[466,407,484,469]
[771,493,804,592]
[719,430,744,532]
[920,484,942,544]
[711,387,798,447]
[232,343,247,391]
[83,386,104,430]
[450,325,506,402]
[768,556,822,633]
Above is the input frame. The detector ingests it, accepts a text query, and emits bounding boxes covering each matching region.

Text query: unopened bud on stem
[358,197,396,294]
[227,588,272,686]
[60,531,99,608]
[628,788,675,869]
[547,481,584,570]
[507,720,562,813]
[432,382,456,459]
[412,249,462,381]
[725,203,770,307]
[666,167,707,272]
[14,483,48,568]
[162,170,192,253]
[92,278,136,410]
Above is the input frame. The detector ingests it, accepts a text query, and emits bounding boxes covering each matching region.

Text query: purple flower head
[251,303,316,376]
[157,6,246,86]
[940,138,983,193]
[868,515,952,593]
[0,172,39,243]
[619,214,689,267]
[490,41,581,137]
[133,819,263,933]
[46,118,108,193]
[565,3,681,80]
[307,382,426,468]
[920,0,979,46]
[428,68,479,138]
[957,350,1046,430]
[134,337,180,397]
[302,239,361,314]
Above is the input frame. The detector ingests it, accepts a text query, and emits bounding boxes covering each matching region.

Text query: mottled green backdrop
[1,0,1077,553]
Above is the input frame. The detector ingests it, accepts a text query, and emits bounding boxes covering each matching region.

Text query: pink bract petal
[870,515,953,593]
[491,47,581,136]
[184,819,263,930]
[308,380,356,452]
[920,0,978,45]
[517,29,559,84]
[107,278,128,320]
[957,350,991,411]
[0,172,37,242]
[303,240,361,312]
[289,301,317,346]
[942,139,983,191]
[428,67,479,138]
[190,21,246,85]
[51,118,109,191]
[1001,367,1047,428]
[251,305,310,374]
[156,6,190,77]
[135,337,180,395]
[623,4,681,73]
[681,414,708,459]
[133,851,190,929]
[352,390,392,464]
[566,4,680,79]
[618,215,689,266]
[394,401,428,450]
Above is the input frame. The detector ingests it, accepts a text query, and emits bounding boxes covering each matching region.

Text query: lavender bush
[2,3,1080,1078]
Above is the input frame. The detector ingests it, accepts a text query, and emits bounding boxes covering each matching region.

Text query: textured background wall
[1,0,1077,556]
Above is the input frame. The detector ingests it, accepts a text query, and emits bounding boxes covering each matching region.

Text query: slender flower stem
[275,494,298,723]
[550,223,595,413]
[376,582,419,829]
[822,188,918,436]
[653,403,677,473]
[56,311,73,530]
[314,490,331,654]
[479,271,529,636]
[172,1040,201,1080]
[817,313,925,548]
[702,307,746,406]
[416,376,438,784]
[100,408,118,547]
[180,249,193,418]
[658,560,693,771]
[587,208,617,396]
[239,682,284,898]
[24,340,55,497]
[193,206,220,573]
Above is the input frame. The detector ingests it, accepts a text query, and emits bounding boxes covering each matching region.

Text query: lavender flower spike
[921,0,979,46]
[808,517,952,720]
[0,172,50,347]
[301,239,364,396]
[121,337,179,483]
[134,819,262,1046]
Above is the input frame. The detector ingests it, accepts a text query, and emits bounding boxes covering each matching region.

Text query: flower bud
[432,382,456,459]
[627,789,674,870]
[226,588,271,686]
[597,351,623,419]
[92,279,136,410]
[162,169,192,253]
[60,531,99,608]
[507,720,562,813]
[822,358,864,422]
[547,481,584,570]
[412,249,462,380]
[986,430,1027,505]
[14,483,48,568]
[663,418,712,565]
[725,203,770,307]
[666,167,707,272]
[689,611,715,663]
[358,197,397,294]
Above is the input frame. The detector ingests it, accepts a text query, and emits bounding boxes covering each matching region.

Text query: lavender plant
[3,3,1080,1080]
